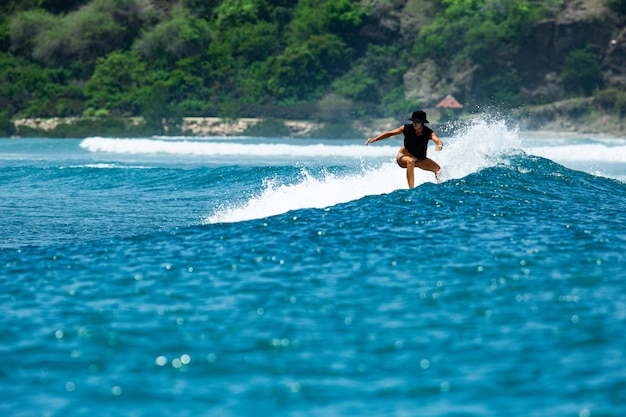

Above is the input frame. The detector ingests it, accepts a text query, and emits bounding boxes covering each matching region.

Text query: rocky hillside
[366,0,626,134]
[2,0,624,137]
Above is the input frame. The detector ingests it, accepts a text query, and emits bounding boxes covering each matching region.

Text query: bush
[86,50,148,115]
[139,80,184,135]
[288,0,368,46]
[475,71,522,105]
[381,86,420,119]
[229,21,279,63]
[39,0,91,14]
[331,66,378,101]
[9,9,56,55]
[267,34,349,100]
[15,0,148,67]
[315,93,354,123]
[177,99,215,117]
[0,109,15,136]
[214,0,266,28]
[0,52,87,117]
[307,122,357,139]
[242,118,291,137]
[618,97,626,117]
[561,47,602,95]
[136,7,212,63]
[607,0,626,13]
[0,11,10,52]
[596,88,626,116]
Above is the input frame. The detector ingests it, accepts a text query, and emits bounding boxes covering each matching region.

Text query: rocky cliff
[364,0,626,134]
[516,0,623,100]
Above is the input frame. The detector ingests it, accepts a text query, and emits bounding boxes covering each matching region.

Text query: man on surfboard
[365,110,444,188]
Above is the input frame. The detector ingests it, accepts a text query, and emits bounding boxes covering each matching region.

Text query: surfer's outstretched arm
[431,132,444,151]
[365,126,404,145]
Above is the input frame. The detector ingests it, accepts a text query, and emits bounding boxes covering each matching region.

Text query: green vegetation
[596,88,626,117]
[0,0,623,136]
[242,118,291,137]
[0,108,15,136]
[561,47,602,95]
[308,122,359,139]
[607,0,626,13]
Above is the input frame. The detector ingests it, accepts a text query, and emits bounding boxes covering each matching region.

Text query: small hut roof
[436,95,463,109]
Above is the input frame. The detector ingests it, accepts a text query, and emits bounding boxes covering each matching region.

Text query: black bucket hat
[408,110,429,124]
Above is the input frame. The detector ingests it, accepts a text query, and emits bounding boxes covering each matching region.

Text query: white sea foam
[71,163,152,169]
[522,138,626,183]
[204,163,408,224]
[437,118,522,180]
[524,143,626,163]
[204,118,522,224]
[79,137,394,158]
[79,121,624,225]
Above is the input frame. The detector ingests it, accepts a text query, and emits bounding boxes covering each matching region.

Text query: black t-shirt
[403,124,433,160]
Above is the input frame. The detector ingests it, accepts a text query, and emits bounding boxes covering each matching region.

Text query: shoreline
[181,117,325,137]
[10,116,626,139]
[11,116,392,139]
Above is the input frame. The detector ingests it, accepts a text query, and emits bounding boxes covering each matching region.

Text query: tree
[0,108,16,136]
[0,52,84,117]
[561,47,602,95]
[139,80,183,135]
[267,34,349,101]
[86,50,148,115]
[0,11,10,52]
[607,0,626,13]
[39,0,91,14]
[287,0,367,46]
[135,6,212,65]
[214,0,267,28]
[11,0,148,69]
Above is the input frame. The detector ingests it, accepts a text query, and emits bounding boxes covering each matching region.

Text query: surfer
[365,110,444,188]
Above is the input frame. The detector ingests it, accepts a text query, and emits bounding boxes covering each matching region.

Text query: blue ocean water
[1,120,626,417]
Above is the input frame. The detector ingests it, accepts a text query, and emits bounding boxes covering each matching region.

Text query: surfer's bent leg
[396,153,416,188]
[415,158,442,183]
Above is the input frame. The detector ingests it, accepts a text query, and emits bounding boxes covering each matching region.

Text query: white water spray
[202,118,521,224]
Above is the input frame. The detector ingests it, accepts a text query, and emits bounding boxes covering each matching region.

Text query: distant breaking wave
[526,143,626,163]
[80,131,626,165]
[78,120,626,225]
[79,137,394,158]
